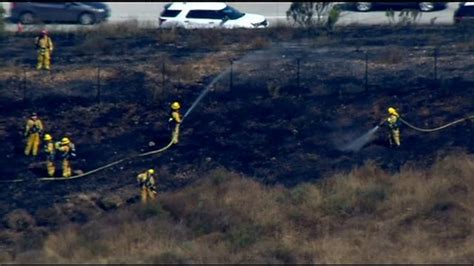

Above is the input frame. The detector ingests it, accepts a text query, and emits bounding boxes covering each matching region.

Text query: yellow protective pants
[172,124,180,144]
[46,160,55,177]
[389,129,401,147]
[141,187,156,204]
[62,159,72,178]
[25,133,41,156]
[36,51,51,70]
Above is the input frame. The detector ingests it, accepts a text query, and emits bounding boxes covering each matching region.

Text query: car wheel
[19,12,35,24]
[78,12,95,25]
[355,2,372,12]
[419,2,435,12]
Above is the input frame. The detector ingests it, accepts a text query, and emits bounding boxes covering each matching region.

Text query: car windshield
[222,5,245,20]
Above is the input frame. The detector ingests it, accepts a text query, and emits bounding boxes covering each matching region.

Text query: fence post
[364,51,368,93]
[229,59,233,90]
[96,66,101,103]
[296,58,301,90]
[23,68,27,103]
[433,47,438,81]
[162,61,165,93]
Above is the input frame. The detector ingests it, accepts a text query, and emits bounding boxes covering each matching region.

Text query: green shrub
[286,2,335,27]
[151,251,189,264]
[386,8,422,27]
[227,224,262,250]
[326,5,342,31]
[0,4,5,37]
[135,202,169,220]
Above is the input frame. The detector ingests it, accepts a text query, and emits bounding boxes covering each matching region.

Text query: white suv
[159,2,269,29]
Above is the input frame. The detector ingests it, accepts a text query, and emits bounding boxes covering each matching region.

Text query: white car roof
[465,2,474,6]
[167,2,227,11]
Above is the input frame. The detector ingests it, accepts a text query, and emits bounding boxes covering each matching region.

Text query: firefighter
[43,133,55,176]
[168,101,182,144]
[380,107,401,148]
[24,112,44,156]
[35,29,54,70]
[56,137,76,178]
[136,169,157,204]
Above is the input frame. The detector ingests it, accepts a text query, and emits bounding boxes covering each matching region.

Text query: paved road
[1,2,460,32]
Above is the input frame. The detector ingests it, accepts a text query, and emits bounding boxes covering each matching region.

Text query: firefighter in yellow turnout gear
[137,169,157,204]
[43,134,55,176]
[169,101,182,144]
[35,29,54,70]
[380,107,401,147]
[24,112,44,156]
[55,137,76,178]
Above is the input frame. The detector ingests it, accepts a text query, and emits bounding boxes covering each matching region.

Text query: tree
[286,2,336,27]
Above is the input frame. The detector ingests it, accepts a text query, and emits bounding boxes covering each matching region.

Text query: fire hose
[0,137,175,183]
[399,115,474,133]
[1,62,222,183]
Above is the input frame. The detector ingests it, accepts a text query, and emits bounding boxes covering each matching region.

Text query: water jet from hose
[342,125,380,152]
[182,68,230,121]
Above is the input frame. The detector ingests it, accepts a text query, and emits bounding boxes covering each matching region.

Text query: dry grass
[236,37,272,52]
[10,152,474,263]
[375,46,405,65]
[75,20,148,38]
[156,28,179,45]
[186,29,225,50]
[166,51,235,85]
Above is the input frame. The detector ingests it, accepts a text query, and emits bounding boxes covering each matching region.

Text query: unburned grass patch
[11,153,474,263]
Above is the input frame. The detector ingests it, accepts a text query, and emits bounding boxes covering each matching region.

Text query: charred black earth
[0,25,473,247]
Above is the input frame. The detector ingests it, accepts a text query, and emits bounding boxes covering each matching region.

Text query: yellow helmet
[148,169,155,174]
[44,134,52,141]
[61,137,70,145]
[388,107,399,116]
[171,102,181,110]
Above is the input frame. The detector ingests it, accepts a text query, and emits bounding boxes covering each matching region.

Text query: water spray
[182,68,230,122]
[341,125,380,152]
[181,47,281,123]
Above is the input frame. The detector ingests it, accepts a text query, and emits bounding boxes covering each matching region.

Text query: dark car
[350,2,447,12]
[10,2,110,25]
[454,2,474,24]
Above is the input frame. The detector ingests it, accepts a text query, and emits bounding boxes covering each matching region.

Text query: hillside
[0,24,473,263]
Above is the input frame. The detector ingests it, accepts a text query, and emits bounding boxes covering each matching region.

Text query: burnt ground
[0,25,473,254]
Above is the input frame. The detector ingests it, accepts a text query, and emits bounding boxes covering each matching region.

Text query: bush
[386,9,422,27]
[0,4,5,36]
[4,209,36,231]
[286,2,339,27]
[326,5,341,31]
[226,224,262,250]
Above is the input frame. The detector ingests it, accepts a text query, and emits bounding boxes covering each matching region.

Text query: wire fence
[0,44,472,106]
